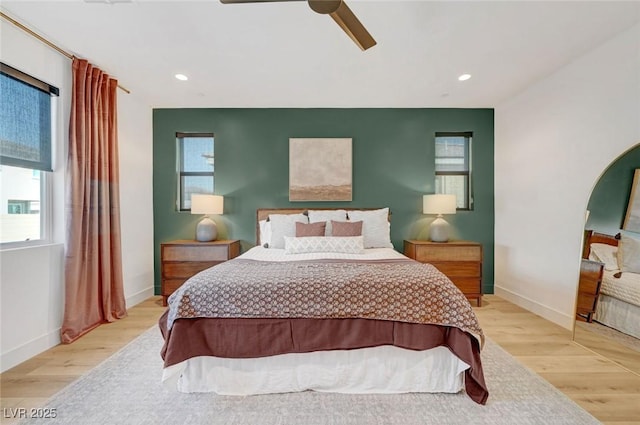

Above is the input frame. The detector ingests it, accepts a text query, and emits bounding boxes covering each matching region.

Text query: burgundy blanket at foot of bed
[158,311,488,404]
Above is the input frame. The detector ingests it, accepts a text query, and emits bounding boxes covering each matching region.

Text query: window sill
[0,240,63,252]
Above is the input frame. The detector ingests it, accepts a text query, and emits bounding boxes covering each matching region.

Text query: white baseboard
[494,285,575,330]
[125,286,154,308]
[1,286,155,374]
[0,328,61,373]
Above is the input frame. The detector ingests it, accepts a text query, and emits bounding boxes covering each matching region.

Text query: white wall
[118,86,155,306]
[0,19,154,372]
[494,24,640,329]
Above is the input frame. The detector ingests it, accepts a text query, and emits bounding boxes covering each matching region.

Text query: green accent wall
[587,144,640,235]
[153,108,495,294]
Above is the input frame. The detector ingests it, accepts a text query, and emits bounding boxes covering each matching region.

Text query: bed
[159,208,488,404]
[583,230,640,339]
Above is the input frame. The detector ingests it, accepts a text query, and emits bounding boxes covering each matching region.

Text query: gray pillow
[268,213,309,249]
[347,208,393,248]
[617,234,640,273]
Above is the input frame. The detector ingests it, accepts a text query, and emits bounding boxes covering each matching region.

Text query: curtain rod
[1,11,130,94]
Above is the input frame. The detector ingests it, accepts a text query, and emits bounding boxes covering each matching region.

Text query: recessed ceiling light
[458,74,471,81]
[175,74,188,81]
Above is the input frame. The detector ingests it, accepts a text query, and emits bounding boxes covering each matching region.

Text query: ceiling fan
[219,0,376,51]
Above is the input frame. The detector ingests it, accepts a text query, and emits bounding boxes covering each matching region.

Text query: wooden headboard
[582,230,620,259]
[256,207,391,246]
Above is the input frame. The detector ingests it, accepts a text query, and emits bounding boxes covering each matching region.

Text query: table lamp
[423,194,456,242]
[191,194,224,242]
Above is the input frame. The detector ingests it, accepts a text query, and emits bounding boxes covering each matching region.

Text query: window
[8,199,39,214]
[435,132,472,210]
[0,63,58,245]
[176,132,214,211]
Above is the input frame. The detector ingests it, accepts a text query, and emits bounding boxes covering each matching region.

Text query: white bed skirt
[595,294,640,339]
[162,345,469,395]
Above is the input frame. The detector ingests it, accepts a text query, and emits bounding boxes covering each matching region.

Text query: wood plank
[571,394,640,422]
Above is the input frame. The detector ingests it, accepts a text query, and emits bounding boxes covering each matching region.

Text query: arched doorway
[573,143,640,373]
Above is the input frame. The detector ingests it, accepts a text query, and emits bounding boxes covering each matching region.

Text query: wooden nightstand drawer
[414,245,481,262]
[576,259,604,322]
[162,261,220,279]
[162,279,188,296]
[160,239,240,306]
[577,293,598,313]
[450,277,481,293]
[578,277,599,295]
[429,261,481,277]
[163,245,230,262]
[404,240,483,306]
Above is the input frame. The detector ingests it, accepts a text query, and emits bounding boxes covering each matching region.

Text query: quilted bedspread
[601,269,640,307]
[166,258,484,343]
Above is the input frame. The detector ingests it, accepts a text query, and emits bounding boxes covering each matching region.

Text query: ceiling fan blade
[221,0,376,51]
[308,0,376,51]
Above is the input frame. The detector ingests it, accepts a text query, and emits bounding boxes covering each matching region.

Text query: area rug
[19,327,601,425]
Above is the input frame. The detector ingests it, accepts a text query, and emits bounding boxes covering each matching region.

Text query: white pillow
[589,243,619,271]
[347,208,393,248]
[617,234,640,274]
[307,209,348,236]
[284,236,365,255]
[258,219,271,247]
[268,213,309,249]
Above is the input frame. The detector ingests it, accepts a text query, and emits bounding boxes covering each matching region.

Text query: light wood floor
[1,295,639,424]
[476,296,640,425]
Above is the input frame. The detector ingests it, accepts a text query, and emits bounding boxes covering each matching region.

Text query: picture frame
[289,138,352,202]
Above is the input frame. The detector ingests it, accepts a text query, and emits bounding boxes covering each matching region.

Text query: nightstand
[404,240,483,306]
[576,259,604,323]
[160,239,240,306]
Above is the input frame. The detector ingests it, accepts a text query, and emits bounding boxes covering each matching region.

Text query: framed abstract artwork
[289,138,352,202]
[623,169,640,233]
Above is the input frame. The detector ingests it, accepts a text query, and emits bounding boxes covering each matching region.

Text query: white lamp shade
[191,194,224,215]
[423,194,457,215]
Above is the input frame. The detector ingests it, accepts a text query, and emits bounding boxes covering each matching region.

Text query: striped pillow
[331,220,363,237]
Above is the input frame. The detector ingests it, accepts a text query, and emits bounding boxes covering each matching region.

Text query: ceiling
[2,1,639,108]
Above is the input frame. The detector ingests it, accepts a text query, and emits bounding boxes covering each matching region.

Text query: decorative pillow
[268,213,309,249]
[308,209,348,236]
[258,220,272,247]
[331,220,363,237]
[617,234,640,274]
[284,236,365,255]
[296,221,326,237]
[589,243,619,271]
[346,208,393,248]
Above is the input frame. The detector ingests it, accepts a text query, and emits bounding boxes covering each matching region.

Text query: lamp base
[196,216,218,242]
[429,216,450,242]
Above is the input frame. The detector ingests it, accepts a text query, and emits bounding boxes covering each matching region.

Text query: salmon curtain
[61,58,127,343]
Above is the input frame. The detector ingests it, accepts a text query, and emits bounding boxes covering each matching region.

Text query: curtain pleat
[61,58,126,344]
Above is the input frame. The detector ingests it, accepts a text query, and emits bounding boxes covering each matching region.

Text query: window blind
[0,62,58,172]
